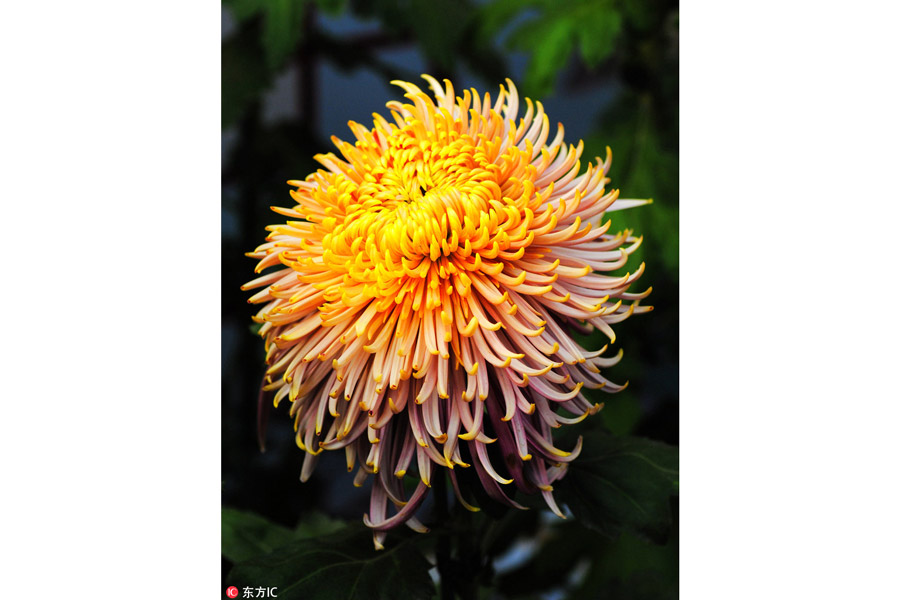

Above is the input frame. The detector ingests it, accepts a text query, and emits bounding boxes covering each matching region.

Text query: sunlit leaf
[478,0,623,96]
[508,15,575,97]
[577,4,622,67]
[475,0,536,41]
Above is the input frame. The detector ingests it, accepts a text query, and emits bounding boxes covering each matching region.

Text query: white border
[2,1,220,597]
[681,0,900,597]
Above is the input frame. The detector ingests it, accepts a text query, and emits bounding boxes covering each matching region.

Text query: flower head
[243,76,651,548]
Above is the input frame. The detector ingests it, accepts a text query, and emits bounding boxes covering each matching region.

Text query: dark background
[222,1,678,597]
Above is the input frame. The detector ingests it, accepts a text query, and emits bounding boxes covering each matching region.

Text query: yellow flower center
[318,118,544,315]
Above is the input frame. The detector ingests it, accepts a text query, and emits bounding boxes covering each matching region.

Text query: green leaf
[226,524,437,600]
[294,511,344,538]
[222,508,295,563]
[509,15,575,97]
[479,0,622,96]
[261,0,307,71]
[619,0,659,33]
[584,93,679,279]
[223,0,307,71]
[224,0,265,22]
[573,570,677,600]
[476,0,537,42]
[571,529,678,599]
[410,0,469,70]
[314,0,346,15]
[597,390,643,435]
[556,432,678,543]
[576,5,622,67]
[222,26,270,128]
[496,516,679,598]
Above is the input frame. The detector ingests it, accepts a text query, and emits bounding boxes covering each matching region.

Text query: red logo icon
[226,586,239,598]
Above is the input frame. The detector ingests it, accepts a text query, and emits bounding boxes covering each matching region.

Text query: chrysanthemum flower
[243,76,651,548]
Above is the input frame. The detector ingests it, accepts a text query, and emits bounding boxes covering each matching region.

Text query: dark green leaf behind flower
[226,522,436,600]
[557,432,679,543]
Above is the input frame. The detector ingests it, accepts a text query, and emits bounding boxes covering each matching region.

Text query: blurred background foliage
[222,0,678,597]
